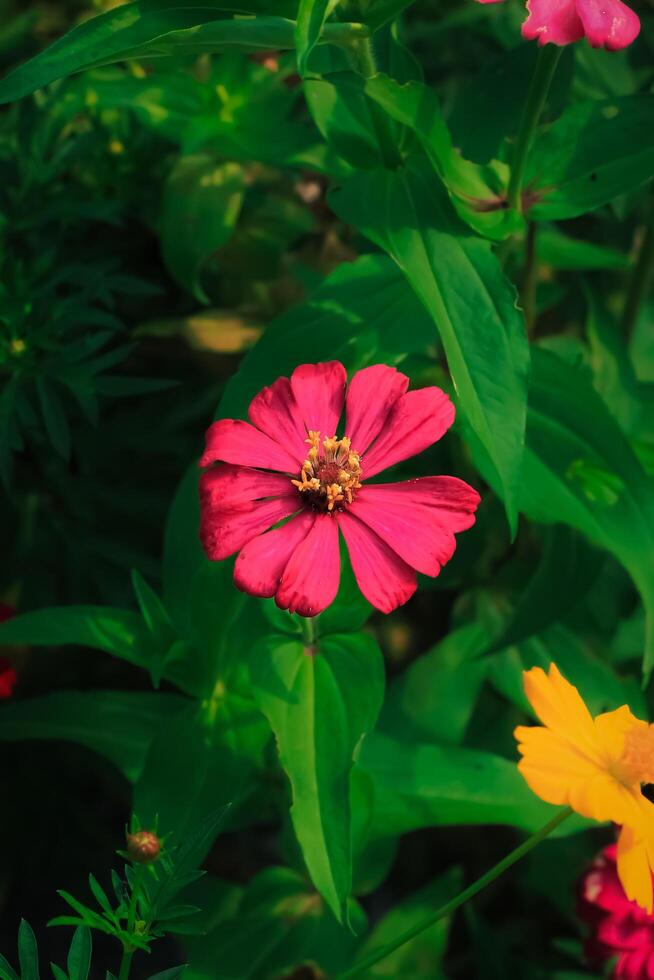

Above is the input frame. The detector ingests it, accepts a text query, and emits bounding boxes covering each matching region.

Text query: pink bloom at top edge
[476,0,640,50]
[579,844,654,980]
[198,362,480,617]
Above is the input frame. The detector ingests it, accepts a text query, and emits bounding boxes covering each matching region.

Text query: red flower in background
[199,362,480,617]
[580,844,654,979]
[476,0,640,50]
[0,603,17,699]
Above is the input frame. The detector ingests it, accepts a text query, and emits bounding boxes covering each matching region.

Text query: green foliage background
[0,0,653,976]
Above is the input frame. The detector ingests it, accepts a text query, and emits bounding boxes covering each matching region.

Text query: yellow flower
[514,663,654,911]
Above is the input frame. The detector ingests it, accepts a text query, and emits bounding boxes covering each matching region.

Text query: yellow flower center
[619,724,654,785]
[291,431,362,513]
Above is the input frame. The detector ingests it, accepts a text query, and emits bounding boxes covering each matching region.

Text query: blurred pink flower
[579,844,654,979]
[0,603,17,699]
[199,362,480,617]
[476,0,640,50]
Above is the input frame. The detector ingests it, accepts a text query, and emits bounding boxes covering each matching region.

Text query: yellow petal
[523,664,598,757]
[515,725,637,822]
[617,823,654,913]
[594,704,643,766]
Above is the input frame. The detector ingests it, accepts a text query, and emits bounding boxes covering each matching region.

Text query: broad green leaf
[0,3,296,103]
[359,733,587,837]
[67,928,92,980]
[472,346,654,676]
[354,72,522,239]
[380,624,487,745]
[355,0,416,30]
[145,969,188,980]
[536,227,629,271]
[526,95,654,220]
[161,155,245,303]
[0,606,150,667]
[184,868,364,979]
[354,867,462,978]
[0,954,18,980]
[304,72,389,170]
[17,921,39,980]
[249,633,385,925]
[163,463,205,637]
[0,691,186,782]
[329,157,529,534]
[296,0,333,76]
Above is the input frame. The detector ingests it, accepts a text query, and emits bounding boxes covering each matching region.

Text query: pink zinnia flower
[477,0,640,50]
[579,844,654,979]
[199,362,480,617]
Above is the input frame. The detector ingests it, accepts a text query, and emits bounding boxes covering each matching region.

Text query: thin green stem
[117,866,144,980]
[337,807,573,980]
[507,46,562,213]
[622,204,654,337]
[301,615,318,651]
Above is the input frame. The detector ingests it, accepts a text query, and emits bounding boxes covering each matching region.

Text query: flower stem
[336,807,573,980]
[507,46,562,213]
[301,615,318,651]
[118,950,134,980]
[117,865,144,980]
[622,203,654,337]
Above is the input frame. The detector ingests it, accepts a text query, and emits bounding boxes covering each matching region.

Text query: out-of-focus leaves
[526,95,654,220]
[380,624,487,745]
[536,228,629,271]
[487,526,602,653]
[184,867,364,979]
[161,155,245,303]
[354,867,462,978]
[359,732,587,837]
[0,3,297,103]
[0,690,186,782]
[296,0,332,76]
[249,633,385,925]
[329,157,529,535]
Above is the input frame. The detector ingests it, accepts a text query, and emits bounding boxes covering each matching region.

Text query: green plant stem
[622,206,654,337]
[336,807,573,980]
[118,949,134,980]
[301,615,318,650]
[117,866,145,980]
[507,46,562,212]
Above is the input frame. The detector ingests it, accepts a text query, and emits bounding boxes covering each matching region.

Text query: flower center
[291,430,363,513]
[619,725,654,785]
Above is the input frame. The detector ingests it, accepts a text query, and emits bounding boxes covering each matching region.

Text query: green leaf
[526,95,654,219]
[359,733,587,837]
[17,920,39,980]
[0,691,185,782]
[536,227,629,271]
[0,3,297,103]
[472,346,654,677]
[50,966,68,980]
[183,868,363,979]
[0,606,151,668]
[88,876,114,919]
[0,953,19,980]
[352,72,522,240]
[296,0,332,76]
[380,624,487,745]
[329,156,529,535]
[131,570,178,687]
[354,867,462,978]
[161,155,245,303]
[486,526,602,653]
[249,633,385,925]
[67,928,92,980]
[145,969,188,980]
[36,377,71,461]
[356,0,416,30]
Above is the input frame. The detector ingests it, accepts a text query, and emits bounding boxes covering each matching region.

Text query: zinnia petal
[201,419,300,473]
[247,376,308,465]
[290,361,347,438]
[275,514,340,616]
[200,492,300,561]
[345,364,409,455]
[521,0,585,44]
[361,387,455,479]
[575,0,640,50]
[199,464,294,510]
[337,510,417,613]
[347,477,478,577]
[233,511,316,599]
